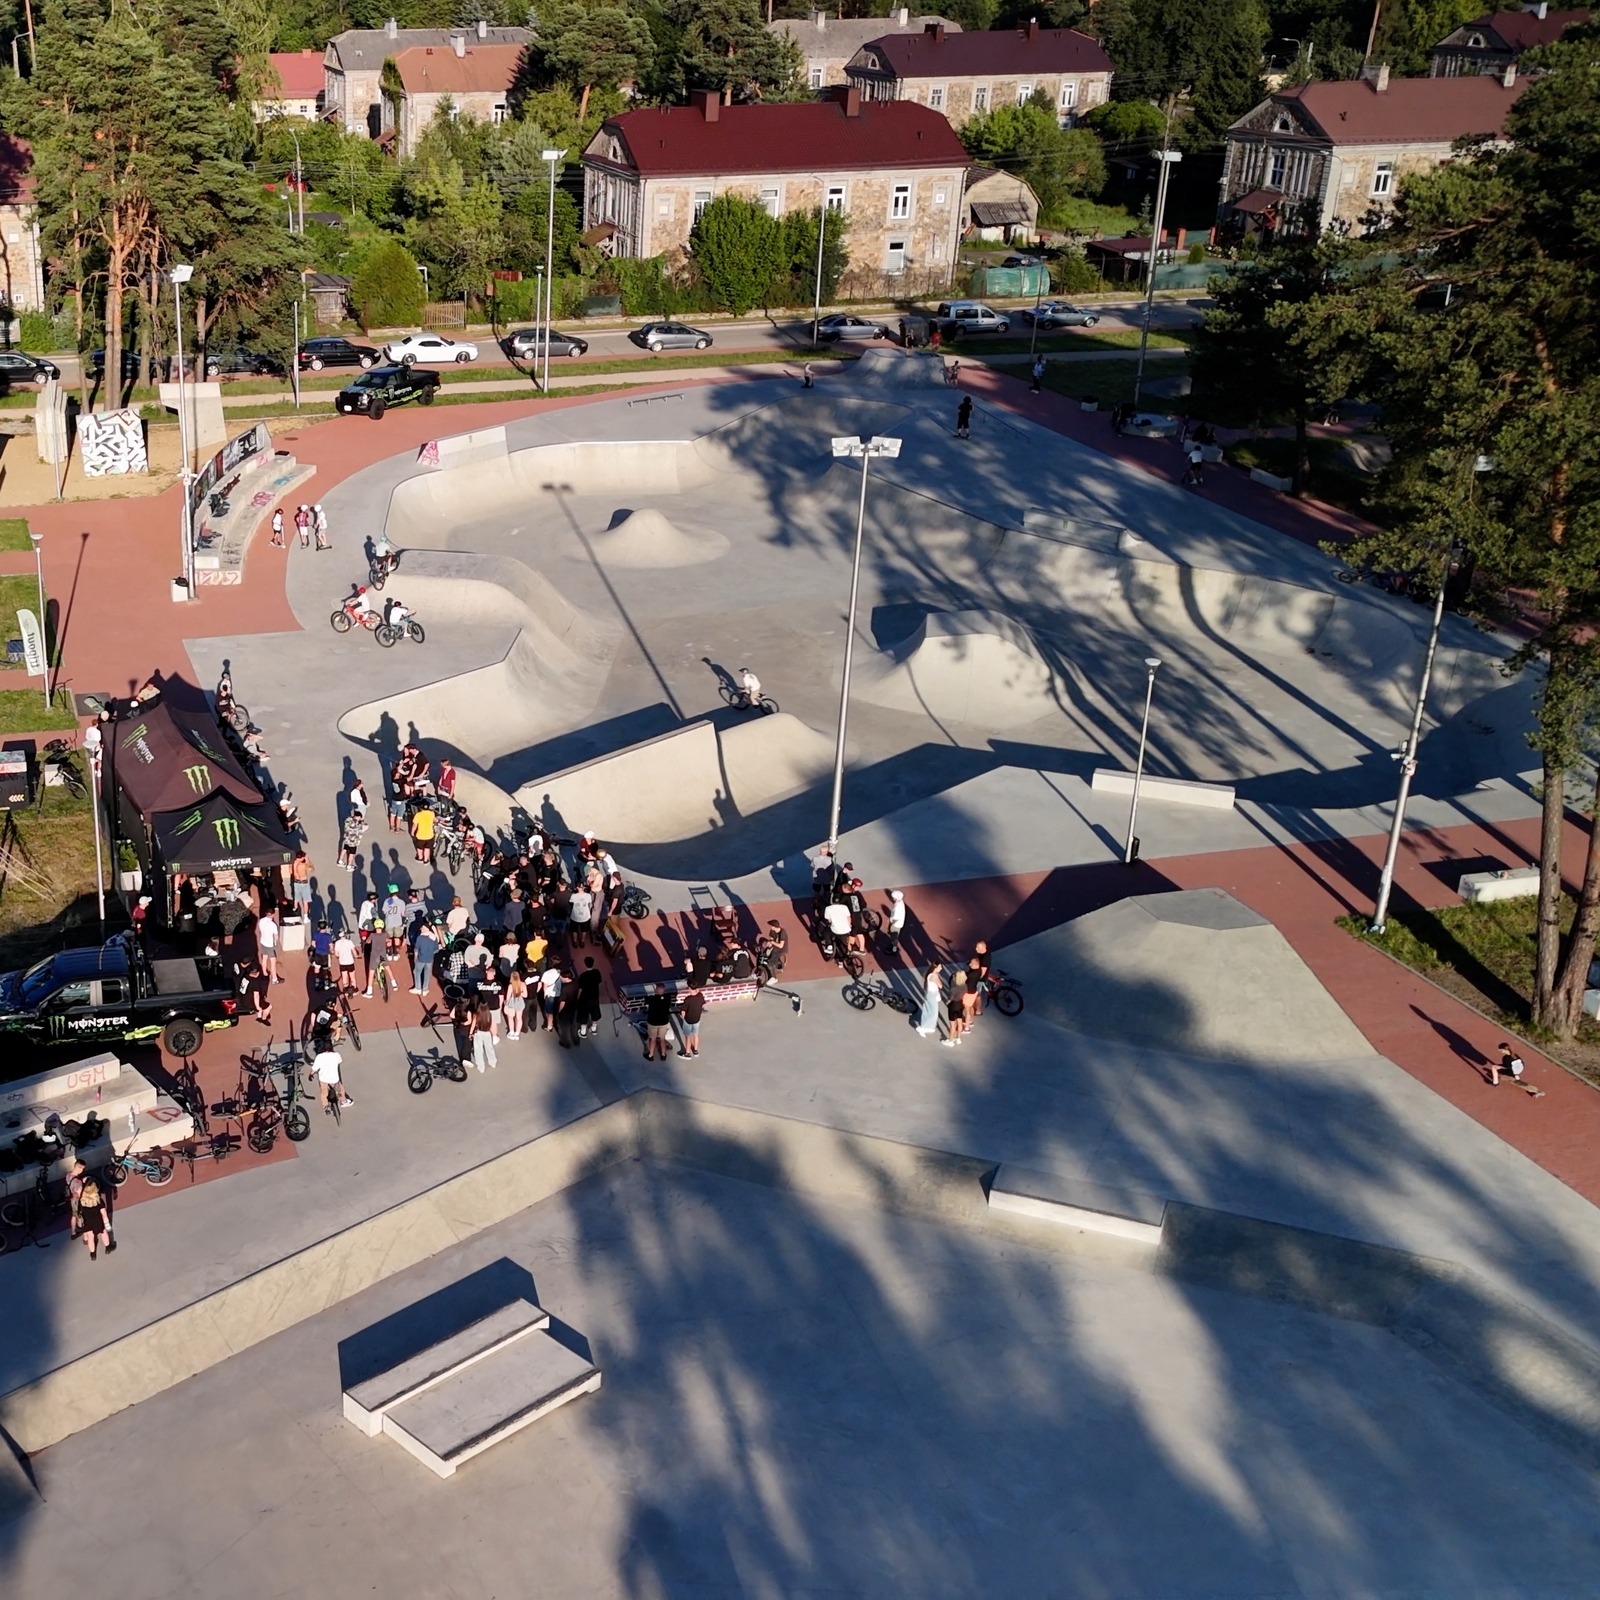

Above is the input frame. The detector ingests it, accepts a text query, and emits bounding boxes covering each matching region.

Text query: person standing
[642,983,673,1060]
[270,507,285,548]
[678,983,705,1058]
[445,895,470,938]
[886,889,907,953]
[916,964,943,1038]
[574,955,603,1039]
[538,962,562,1032]
[955,395,973,440]
[257,907,281,986]
[1030,354,1045,394]
[296,504,312,548]
[412,914,441,997]
[470,1000,498,1072]
[290,850,313,916]
[1182,443,1205,488]
[436,757,457,803]
[756,919,788,985]
[503,970,528,1039]
[333,929,359,995]
[338,807,365,872]
[943,970,969,1046]
[68,1160,113,1259]
[313,503,330,551]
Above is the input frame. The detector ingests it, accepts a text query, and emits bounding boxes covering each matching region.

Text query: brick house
[0,134,42,314]
[324,18,530,138]
[1218,65,1526,237]
[582,88,971,292]
[382,41,522,157]
[844,21,1113,127]
[254,50,325,120]
[768,7,961,90]
[1430,4,1588,75]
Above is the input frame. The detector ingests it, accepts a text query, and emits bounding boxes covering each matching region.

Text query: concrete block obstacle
[1089,769,1236,810]
[988,1166,1167,1244]
[1459,865,1539,905]
[342,1299,550,1436]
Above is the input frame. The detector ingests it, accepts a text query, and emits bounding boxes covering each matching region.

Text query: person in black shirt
[574,956,604,1039]
[678,984,705,1057]
[685,943,713,989]
[756,919,788,985]
[643,984,674,1060]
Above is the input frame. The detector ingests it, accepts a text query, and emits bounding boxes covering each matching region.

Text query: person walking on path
[270,508,285,548]
[503,970,528,1039]
[68,1160,113,1259]
[1182,442,1205,488]
[1030,355,1045,394]
[313,503,330,551]
[955,395,973,440]
[257,908,281,985]
[678,983,705,1058]
[917,964,944,1038]
[643,983,674,1060]
[575,956,603,1039]
[412,914,441,997]
[470,1000,498,1072]
[1491,1042,1547,1095]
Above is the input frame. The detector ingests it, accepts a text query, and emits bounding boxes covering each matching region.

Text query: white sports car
[381,333,480,365]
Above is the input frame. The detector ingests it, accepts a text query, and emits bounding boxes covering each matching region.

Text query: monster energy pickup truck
[0,934,240,1057]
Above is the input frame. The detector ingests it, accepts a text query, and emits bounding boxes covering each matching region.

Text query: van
[934,301,1011,335]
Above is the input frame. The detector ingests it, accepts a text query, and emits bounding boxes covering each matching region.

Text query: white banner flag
[16,609,45,678]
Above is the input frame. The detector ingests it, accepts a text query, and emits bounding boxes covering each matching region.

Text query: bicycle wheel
[884,992,914,1015]
[860,908,883,935]
[445,1057,468,1083]
[331,610,353,633]
[146,1151,175,1185]
[993,983,1024,1017]
[447,845,463,876]
[103,1157,129,1188]
[622,892,649,919]
[759,696,780,716]
[407,1061,433,1094]
[285,1105,311,1142]
[329,1093,342,1127]
[341,1001,362,1051]
[843,983,876,1012]
[0,1198,28,1229]
[717,684,739,708]
[63,771,88,800]
[842,952,865,979]
[246,1115,278,1154]
[374,623,398,648]
[227,702,251,733]
[406,622,426,644]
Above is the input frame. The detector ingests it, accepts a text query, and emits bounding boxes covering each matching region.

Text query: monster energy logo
[172,808,205,836]
[183,763,211,795]
[212,816,242,850]
[121,722,147,749]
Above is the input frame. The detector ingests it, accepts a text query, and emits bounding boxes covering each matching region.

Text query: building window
[693,190,712,221]
[1016,82,1033,105]
[886,239,907,274]
[809,65,823,88]
[826,184,847,212]
[1269,147,1287,188]
[1467,32,1485,46]
[974,85,988,111]
[657,195,672,216]
[1059,81,1077,109]
[760,187,781,218]
[1372,162,1394,195]
[929,85,945,109]
[890,182,911,219]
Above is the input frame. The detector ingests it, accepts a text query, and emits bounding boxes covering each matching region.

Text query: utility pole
[290,129,306,235]
[170,264,195,600]
[1132,144,1181,410]
[541,148,566,396]
[812,193,828,347]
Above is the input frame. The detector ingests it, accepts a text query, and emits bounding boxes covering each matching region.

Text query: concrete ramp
[849,349,949,390]
[586,507,730,568]
[515,712,836,847]
[856,610,1064,727]
[999,888,1374,1063]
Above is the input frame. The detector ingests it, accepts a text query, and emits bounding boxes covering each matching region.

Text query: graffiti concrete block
[80,408,148,477]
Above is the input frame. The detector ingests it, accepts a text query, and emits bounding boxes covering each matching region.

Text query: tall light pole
[825,434,901,853]
[170,263,195,600]
[541,147,566,397]
[812,188,829,346]
[1371,551,1453,935]
[290,128,306,235]
[1132,147,1181,410]
[1123,657,1162,865]
[28,528,49,711]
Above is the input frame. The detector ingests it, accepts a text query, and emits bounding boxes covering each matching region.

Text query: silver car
[1023,300,1100,329]
[629,322,713,352]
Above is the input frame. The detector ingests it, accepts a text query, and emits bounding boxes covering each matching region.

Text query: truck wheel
[369,398,386,420]
[418,385,435,405]
[163,1018,204,1059]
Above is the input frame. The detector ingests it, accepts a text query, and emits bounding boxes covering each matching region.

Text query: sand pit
[584,507,730,569]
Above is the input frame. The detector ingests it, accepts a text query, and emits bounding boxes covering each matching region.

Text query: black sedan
[336,364,440,418]
[203,347,284,378]
[501,327,590,360]
[815,314,888,342]
[298,337,379,371]
[88,348,145,383]
[628,321,713,352]
[0,350,60,391]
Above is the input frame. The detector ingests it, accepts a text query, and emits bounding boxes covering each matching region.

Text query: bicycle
[0,1165,70,1243]
[719,683,780,716]
[841,977,914,1014]
[978,969,1025,1017]
[338,989,363,1052]
[620,882,651,920]
[104,1144,177,1188]
[171,1130,242,1177]
[39,739,88,802]
[402,1022,468,1094]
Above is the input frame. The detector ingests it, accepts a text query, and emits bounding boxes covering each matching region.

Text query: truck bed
[148,957,204,997]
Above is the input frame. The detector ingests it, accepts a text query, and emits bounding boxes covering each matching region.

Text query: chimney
[895,5,909,22]
[811,6,825,27]
[1025,17,1040,38]
[831,82,862,116]
[1533,0,1548,16]
[925,21,945,41]
[385,15,397,39]
[451,34,465,56]
[1359,60,1389,90]
[1502,60,1518,84]
[691,88,720,121]
[477,16,487,38]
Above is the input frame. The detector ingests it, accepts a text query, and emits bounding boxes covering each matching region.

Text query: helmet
[387,883,398,893]
[890,889,904,901]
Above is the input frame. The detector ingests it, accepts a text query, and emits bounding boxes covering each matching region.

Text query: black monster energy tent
[110,698,261,817]
[152,792,296,874]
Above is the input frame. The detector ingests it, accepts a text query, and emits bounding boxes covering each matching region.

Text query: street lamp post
[290,128,306,235]
[812,192,829,347]
[28,528,48,711]
[825,435,902,853]
[541,148,566,396]
[1371,551,1452,934]
[1132,148,1182,410]
[170,263,195,600]
[1123,657,1162,865]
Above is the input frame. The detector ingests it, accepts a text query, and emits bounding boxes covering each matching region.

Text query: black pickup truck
[0,935,240,1057]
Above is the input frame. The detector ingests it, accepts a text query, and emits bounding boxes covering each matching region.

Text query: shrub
[350,239,426,330]
[690,196,782,316]
[1050,250,1107,294]
[1188,241,1207,264]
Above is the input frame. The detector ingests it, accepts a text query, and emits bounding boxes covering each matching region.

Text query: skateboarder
[956,395,973,440]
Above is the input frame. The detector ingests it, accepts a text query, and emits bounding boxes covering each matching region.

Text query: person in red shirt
[436,757,456,802]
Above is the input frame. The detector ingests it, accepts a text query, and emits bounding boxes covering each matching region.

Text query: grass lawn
[0,687,77,732]
[1340,899,1600,1087]
[1224,435,1371,514]
[1046,197,1143,235]
[0,782,112,970]
[1039,356,1189,409]
[972,327,1192,358]
[0,518,32,552]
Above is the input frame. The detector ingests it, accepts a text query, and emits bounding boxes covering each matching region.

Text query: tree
[1084,99,1167,147]
[960,98,1107,218]
[1337,25,1600,1037]
[351,237,427,327]
[668,0,800,102]
[401,142,507,298]
[523,0,654,119]
[1189,223,1368,493]
[690,195,782,314]
[777,205,850,306]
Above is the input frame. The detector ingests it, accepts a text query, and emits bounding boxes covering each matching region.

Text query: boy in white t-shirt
[314,1048,351,1112]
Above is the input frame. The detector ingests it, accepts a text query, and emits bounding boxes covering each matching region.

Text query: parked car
[500,327,589,360]
[298,336,379,371]
[1018,300,1100,329]
[1002,253,1044,268]
[933,301,1011,336]
[382,332,479,365]
[628,321,713,352]
[0,350,60,389]
[203,347,284,378]
[335,364,440,418]
[87,348,145,383]
[815,314,889,342]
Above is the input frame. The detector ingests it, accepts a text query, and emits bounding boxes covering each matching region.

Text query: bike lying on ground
[104,1144,177,1187]
[841,977,914,1014]
[402,1021,468,1094]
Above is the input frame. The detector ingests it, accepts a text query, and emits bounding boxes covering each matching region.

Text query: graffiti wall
[79,408,148,477]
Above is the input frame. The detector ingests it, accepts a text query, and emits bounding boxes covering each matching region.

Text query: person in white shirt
[739,666,762,706]
[257,909,280,986]
[822,899,853,948]
[568,886,594,948]
[445,896,470,937]
[313,1047,351,1111]
[539,964,562,1032]
[333,932,358,993]
[887,889,907,950]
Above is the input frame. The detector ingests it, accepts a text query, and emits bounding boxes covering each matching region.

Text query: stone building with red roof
[1218,64,1527,237]
[1430,5,1589,76]
[581,88,972,290]
[0,133,42,314]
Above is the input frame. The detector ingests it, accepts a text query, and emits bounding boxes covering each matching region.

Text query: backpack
[78,1176,102,1209]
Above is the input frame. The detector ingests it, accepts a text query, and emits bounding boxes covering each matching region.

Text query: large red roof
[266,50,324,98]
[857,25,1112,79]
[0,133,33,206]
[1281,74,1527,143]
[599,99,970,177]
[1451,8,1588,48]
